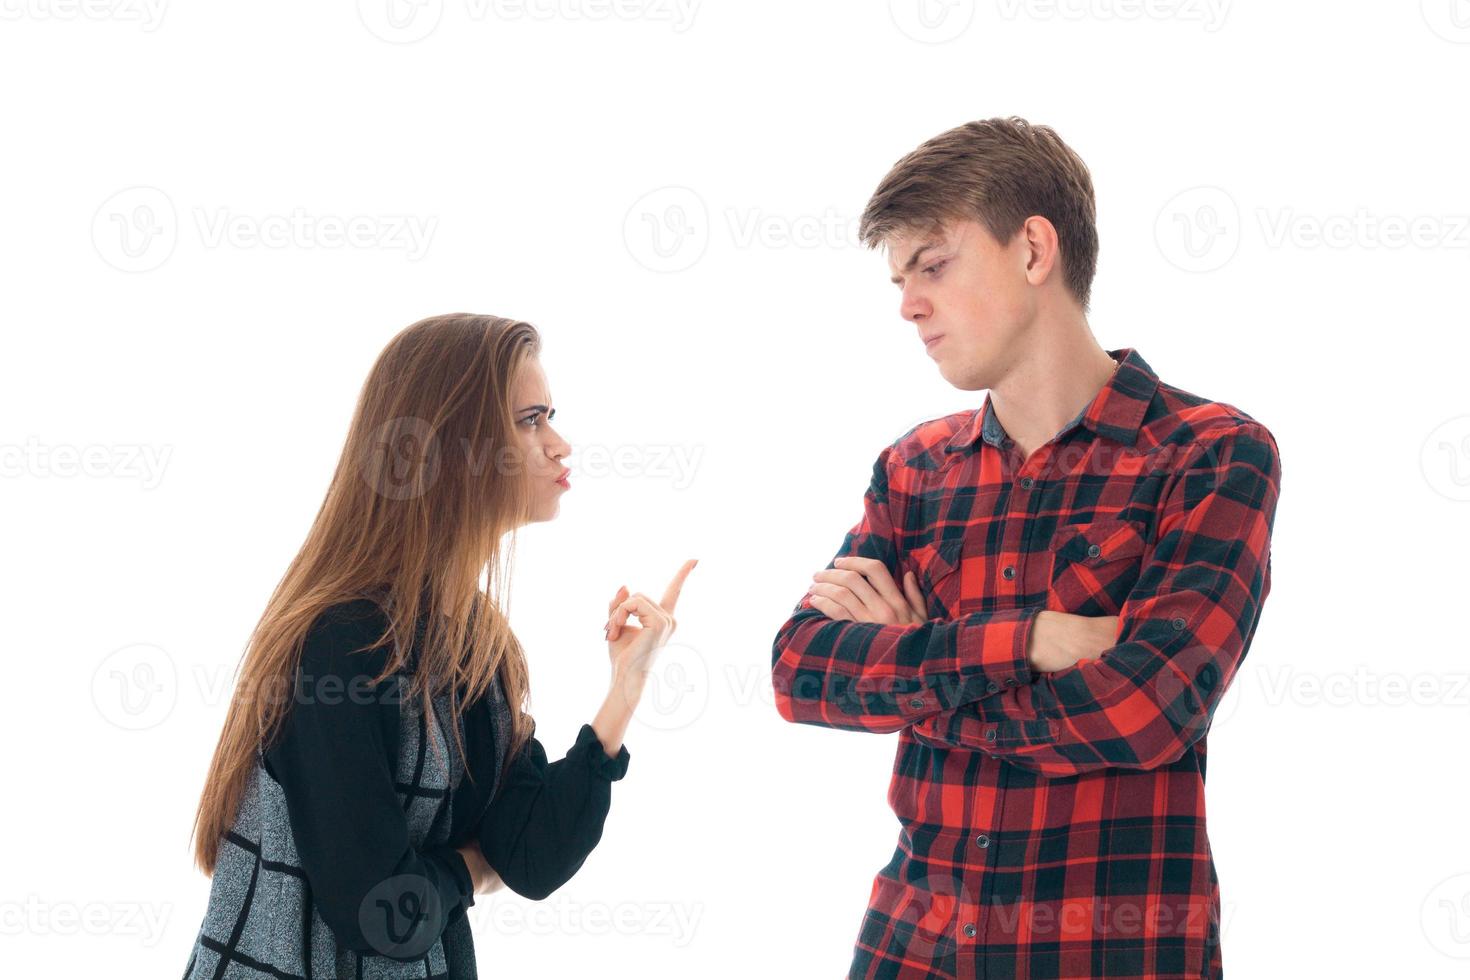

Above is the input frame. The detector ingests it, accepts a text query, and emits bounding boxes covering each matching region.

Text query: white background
[3,1,1469,977]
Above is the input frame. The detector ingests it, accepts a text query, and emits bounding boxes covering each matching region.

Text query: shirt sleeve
[476,722,630,901]
[262,605,476,961]
[770,443,1040,733]
[909,422,1281,775]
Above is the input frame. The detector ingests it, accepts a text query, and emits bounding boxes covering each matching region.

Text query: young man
[770,117,1281,979]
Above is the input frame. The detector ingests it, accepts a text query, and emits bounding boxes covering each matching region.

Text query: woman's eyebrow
[517,404,552,414]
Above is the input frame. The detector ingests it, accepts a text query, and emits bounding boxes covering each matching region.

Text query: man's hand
[807,558,1120,677]
[1026,610,1120,673]
[809,556,927,624]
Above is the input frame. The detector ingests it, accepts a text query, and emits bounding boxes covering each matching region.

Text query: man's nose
[900,287,929,322]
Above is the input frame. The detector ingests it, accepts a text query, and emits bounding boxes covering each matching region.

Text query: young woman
[182,313,696,979]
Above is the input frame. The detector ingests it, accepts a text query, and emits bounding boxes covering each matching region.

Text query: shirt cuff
[572,723,630,781]
[443,844,474,895]
[948,605,1039,702]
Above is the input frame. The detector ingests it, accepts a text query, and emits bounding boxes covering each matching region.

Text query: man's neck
[988,322,1119,462]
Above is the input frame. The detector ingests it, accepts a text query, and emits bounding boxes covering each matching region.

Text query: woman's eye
[520,414,540,428]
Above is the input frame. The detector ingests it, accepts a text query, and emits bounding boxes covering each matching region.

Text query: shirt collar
[944,347,1160,454]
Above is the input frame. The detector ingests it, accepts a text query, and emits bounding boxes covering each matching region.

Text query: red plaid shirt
[771,348,1280,979]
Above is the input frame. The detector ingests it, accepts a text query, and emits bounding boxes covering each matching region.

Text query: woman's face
[510,357,572,524]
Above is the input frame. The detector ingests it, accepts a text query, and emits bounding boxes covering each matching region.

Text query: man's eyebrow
[889,240,945,284]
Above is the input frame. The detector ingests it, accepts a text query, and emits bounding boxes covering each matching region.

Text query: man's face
[885,217,1035,391]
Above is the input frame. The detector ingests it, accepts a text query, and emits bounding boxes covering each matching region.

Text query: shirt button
[1004,678,1018,686]
[963,923,977,938]
[986,681,999,694]
[1086,544,1101,558]
[1002,565,1015,580]
[1019,477,1033,489]
[985,728,997,741]
[908,697,926,709]
[975,834,990,848]
[1171,617,1187,631]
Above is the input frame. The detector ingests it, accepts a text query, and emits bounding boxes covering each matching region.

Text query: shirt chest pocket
[907,536,965,620]
[1045,517,1149,617]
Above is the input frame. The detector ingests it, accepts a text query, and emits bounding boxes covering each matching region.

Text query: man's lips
[923,334,944,349]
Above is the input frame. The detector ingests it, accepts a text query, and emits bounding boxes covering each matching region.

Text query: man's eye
[924,260,947,276]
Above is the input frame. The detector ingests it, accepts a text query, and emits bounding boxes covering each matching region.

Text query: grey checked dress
[181,598,630,979]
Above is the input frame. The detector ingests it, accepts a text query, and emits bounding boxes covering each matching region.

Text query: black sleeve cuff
[571,723,630,781]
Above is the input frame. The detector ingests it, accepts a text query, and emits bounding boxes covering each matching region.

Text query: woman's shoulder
[299,597,400,680]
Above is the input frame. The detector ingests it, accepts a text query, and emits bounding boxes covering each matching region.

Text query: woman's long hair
[190,313,542,875]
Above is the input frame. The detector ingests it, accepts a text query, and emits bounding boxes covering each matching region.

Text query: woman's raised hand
[603,559,698,682]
